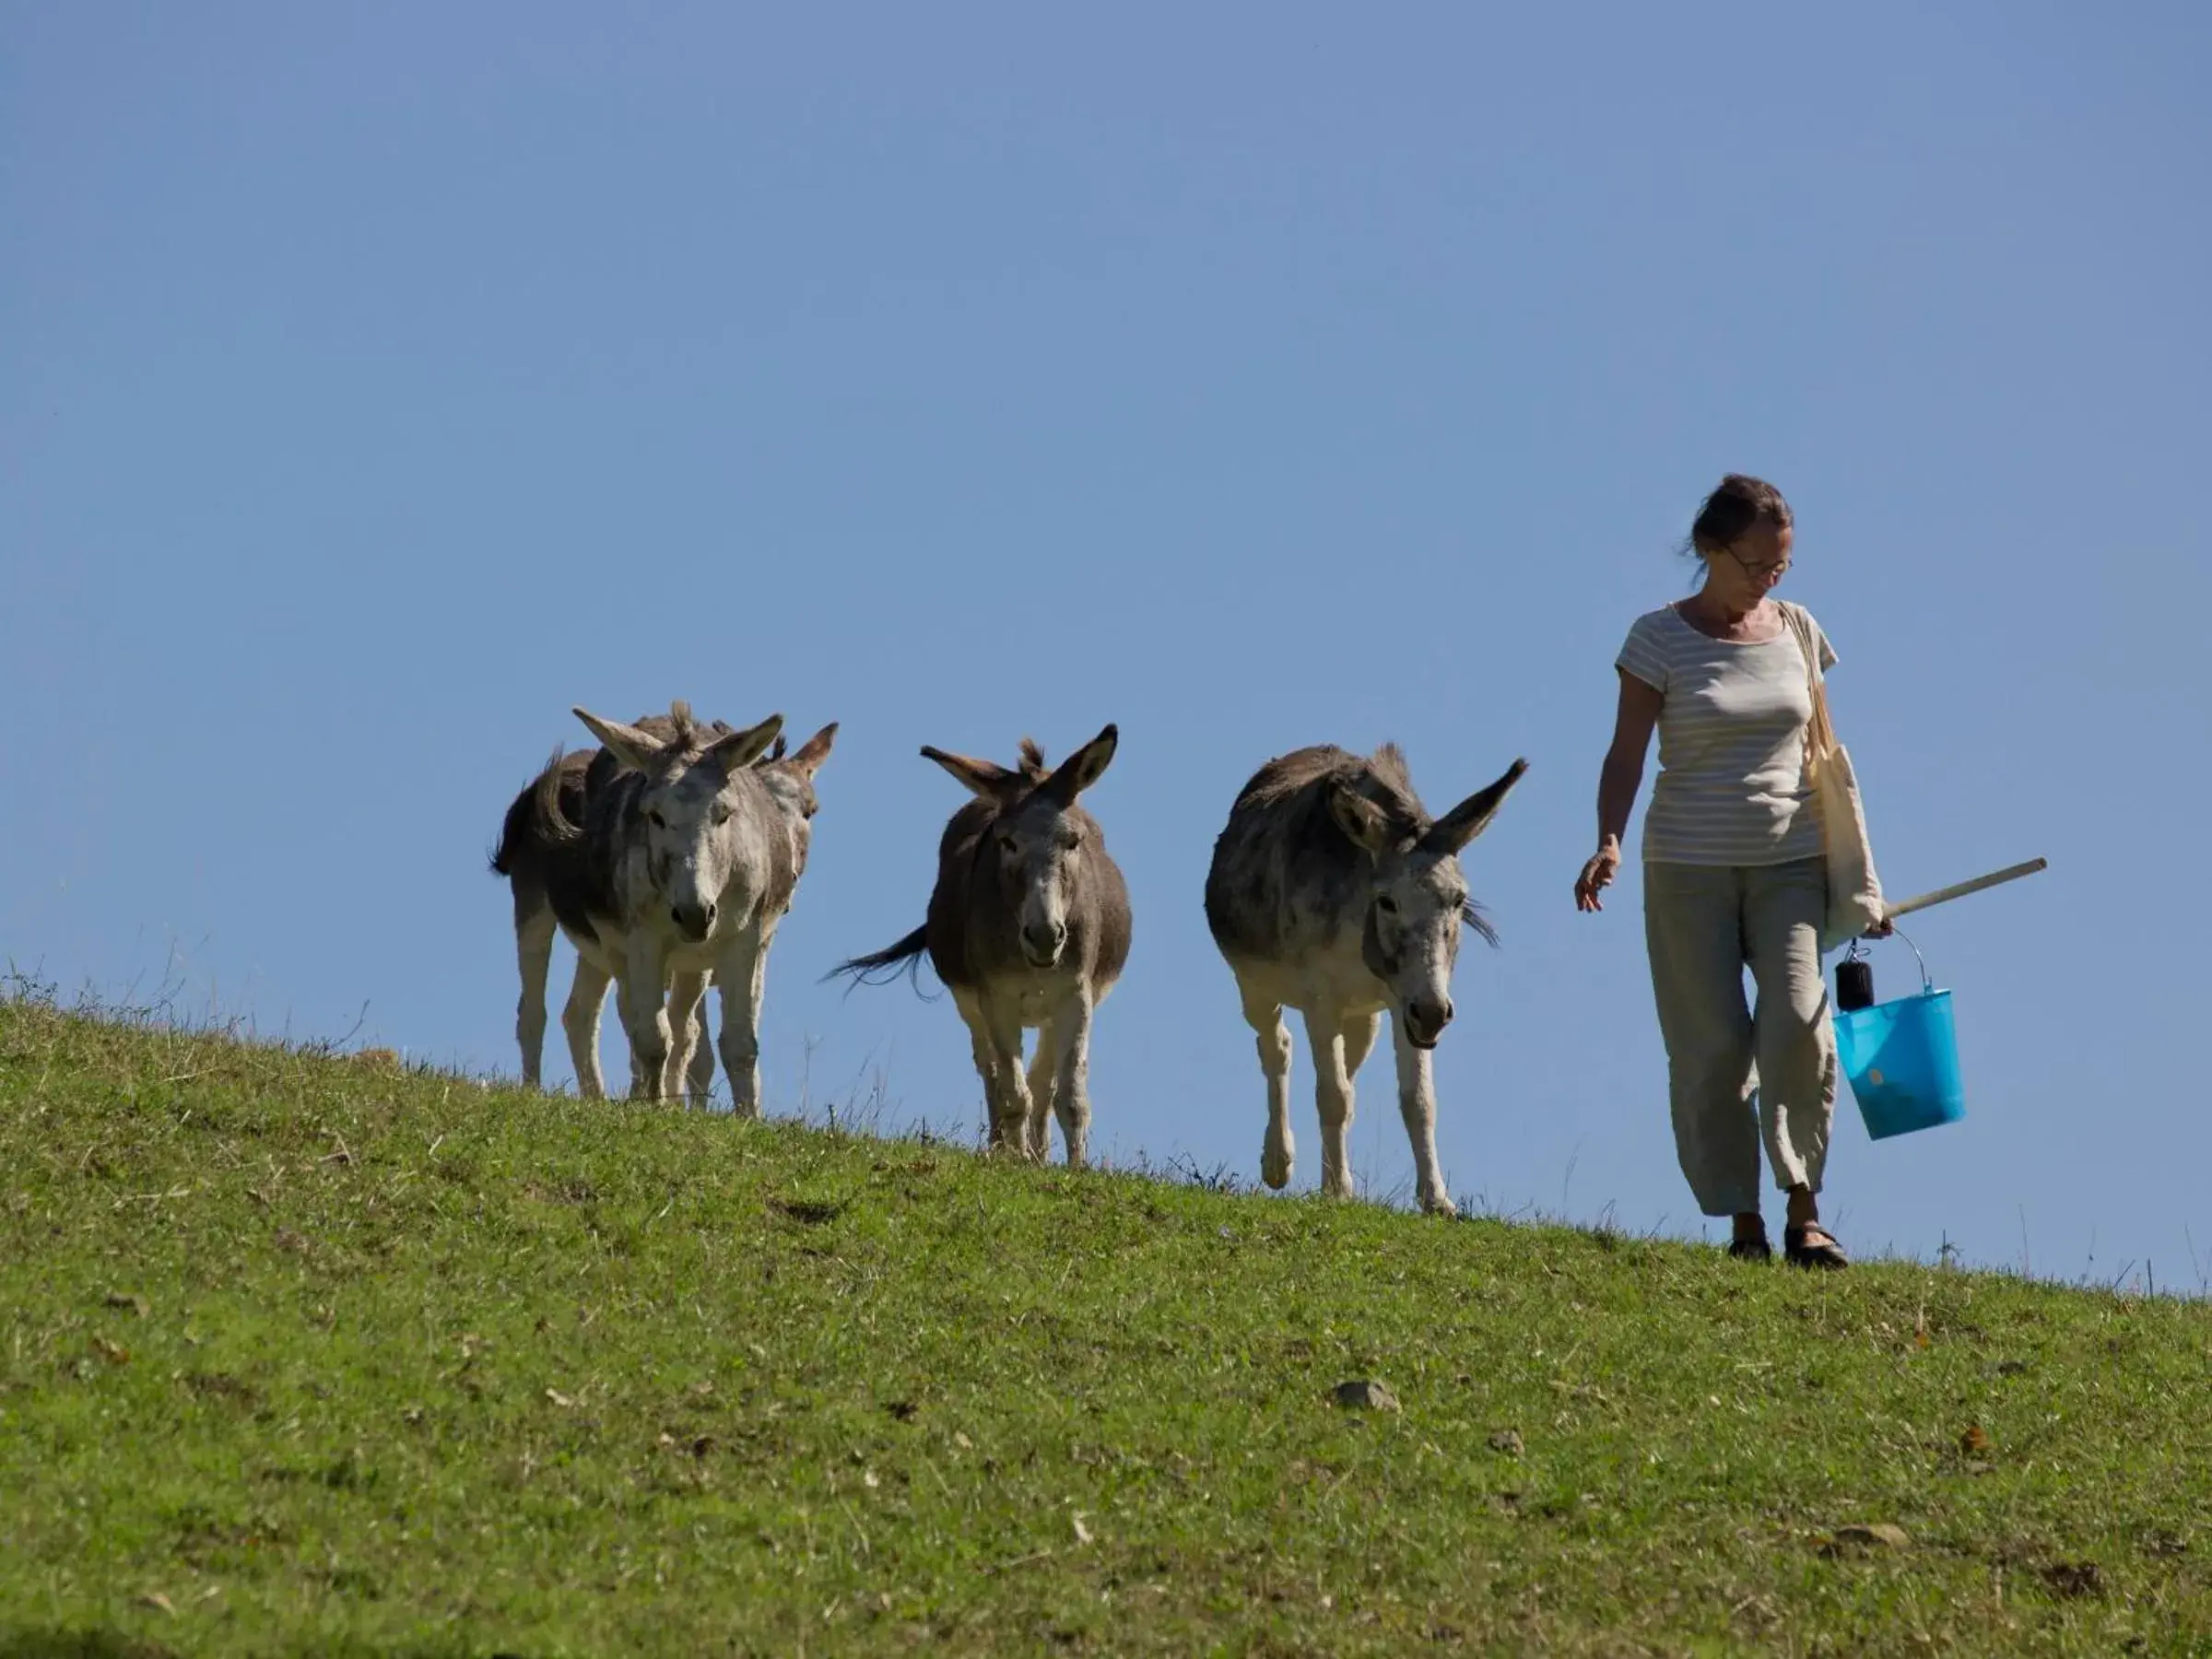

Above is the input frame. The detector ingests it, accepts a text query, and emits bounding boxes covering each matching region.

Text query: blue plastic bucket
[1834,987,1966,1140]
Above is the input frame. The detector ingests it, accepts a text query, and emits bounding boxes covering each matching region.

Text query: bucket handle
[1845,926,1933,995]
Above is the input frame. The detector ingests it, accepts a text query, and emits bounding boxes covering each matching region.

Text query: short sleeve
[1800,607,1840,673]
[1615,611,1670,694]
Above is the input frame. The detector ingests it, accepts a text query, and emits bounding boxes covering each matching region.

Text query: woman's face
[1705,521,1793,605]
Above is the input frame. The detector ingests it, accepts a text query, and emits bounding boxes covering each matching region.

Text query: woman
[1575,474,1877,1268]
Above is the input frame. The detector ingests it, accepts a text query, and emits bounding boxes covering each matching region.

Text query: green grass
[2,996,2208,1657]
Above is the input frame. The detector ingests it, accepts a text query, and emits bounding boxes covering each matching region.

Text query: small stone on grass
[1333,1379,1400,1413]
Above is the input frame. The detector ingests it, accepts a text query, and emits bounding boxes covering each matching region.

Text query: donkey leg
[618,941,674,1101]
[1390,1010,1456,1217]
[951,989,1007,1149]
[991,1007,1037,1161]
[1236,977,1295,1190]
[684,973,718,1105]
[562,956,613,1100]
[963,990,1032,1158]
[1025,1024,1059,1163]
[1342,1010,1382,1077]
[1334,1012,1382,1195]
[1305,1010,1358,1200]
[667,970,712,1110]
[1047,996,1094,1171]
[512,884,557,1088]
[715,927,771,1120]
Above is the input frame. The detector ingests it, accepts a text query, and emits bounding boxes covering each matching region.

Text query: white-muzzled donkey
[832,727,1131,1168]
[495,708,737,1097]
[1203,745,1526,1216]
[491,701,837,1108]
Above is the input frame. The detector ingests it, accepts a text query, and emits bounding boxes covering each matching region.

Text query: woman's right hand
[1575,842,1621,912]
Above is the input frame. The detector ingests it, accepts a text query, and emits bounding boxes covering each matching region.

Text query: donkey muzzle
[1402,994,1453,1050]
[1020,921,1068,969]
[671,900,718,943]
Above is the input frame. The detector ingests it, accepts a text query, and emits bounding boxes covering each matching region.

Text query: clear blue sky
[6,3,2206,1284]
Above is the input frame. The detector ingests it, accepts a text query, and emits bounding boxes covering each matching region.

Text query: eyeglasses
[1721,545,1791,581]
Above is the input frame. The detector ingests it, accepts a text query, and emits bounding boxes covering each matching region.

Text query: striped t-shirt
[1616,602,1837,866]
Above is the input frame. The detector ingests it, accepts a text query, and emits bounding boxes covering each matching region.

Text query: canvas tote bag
[1782,602,1887,951]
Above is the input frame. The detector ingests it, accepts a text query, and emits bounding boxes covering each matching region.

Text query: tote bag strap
[1780,601,1838,769]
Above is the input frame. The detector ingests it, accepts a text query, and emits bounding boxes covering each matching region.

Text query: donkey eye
[648,809,666,830]
[712,805,732,825]
[1376,895,1399,915]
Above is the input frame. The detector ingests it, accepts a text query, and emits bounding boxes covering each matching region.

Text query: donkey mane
[1235,744,1431,844]
[662,699,704,748]
[630,700,718,771]
[647,704,788,767]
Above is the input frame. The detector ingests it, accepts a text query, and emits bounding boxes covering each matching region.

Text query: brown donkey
[834,727,1131,1167]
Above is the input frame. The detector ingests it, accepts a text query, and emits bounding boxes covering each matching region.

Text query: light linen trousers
[1642,855,1836,1217]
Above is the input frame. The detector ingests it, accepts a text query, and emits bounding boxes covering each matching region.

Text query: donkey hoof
[1420,1192,1460,1219]
[1260,1145,1293,1191]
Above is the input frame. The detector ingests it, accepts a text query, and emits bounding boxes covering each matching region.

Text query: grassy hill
[2,994,2207,1656]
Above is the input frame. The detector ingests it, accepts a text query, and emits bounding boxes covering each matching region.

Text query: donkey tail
[489,748,577,876]
[533,748,584,847]
[825,924,932,992]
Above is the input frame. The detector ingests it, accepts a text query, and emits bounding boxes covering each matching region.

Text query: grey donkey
[493,707,778,1100]
[1203,745,1527,1215]
[493,707,740,1096]
[833,726,1131,1167]
[491,701,838,1107]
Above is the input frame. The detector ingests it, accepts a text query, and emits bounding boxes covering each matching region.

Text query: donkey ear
[1327,784,1394,856]
[1421,758,1530,854]
[1041,723,1118,805]
[783,722,840,779]
[921,746,1020,798]
[702,712,786,774]
[573,707,667,773]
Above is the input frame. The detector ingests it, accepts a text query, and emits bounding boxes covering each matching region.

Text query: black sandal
[1784,1224,1849,1270]
[1727,1230,1772,1262]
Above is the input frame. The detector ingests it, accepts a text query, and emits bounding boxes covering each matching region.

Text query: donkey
[493,740,600,1091]
[1203,745,1527,1216]
[833,727,1130,1167]
[492,709,795,1101]
[491,702,837,1108]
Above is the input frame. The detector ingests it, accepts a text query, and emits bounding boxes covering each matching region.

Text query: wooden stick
[1882,858,2049,922]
